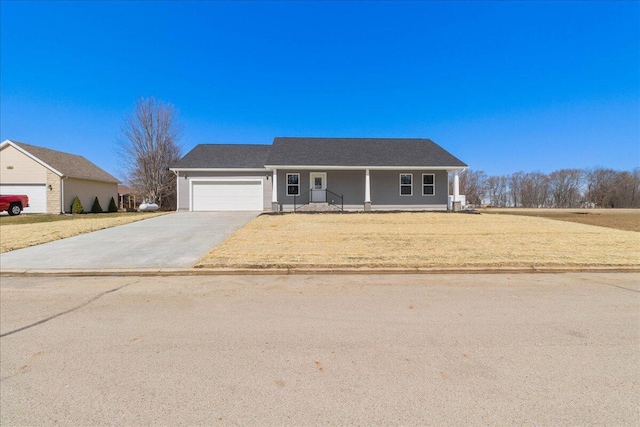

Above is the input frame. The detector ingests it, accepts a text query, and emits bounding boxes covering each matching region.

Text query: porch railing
[294,189,343,212]
[326,189,344,211]
[293,189,310,211]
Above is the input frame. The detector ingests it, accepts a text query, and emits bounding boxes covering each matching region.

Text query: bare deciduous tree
[520,172,550,208]
[548,169,583,208]
[508,172,525,207]
[585,167,620,208]
[486,175,508,207]
[609,169,640,208]
[117,97,182,209]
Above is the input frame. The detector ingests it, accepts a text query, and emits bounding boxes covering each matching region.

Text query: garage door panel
[0,184,47,213]
[192,181,263,211]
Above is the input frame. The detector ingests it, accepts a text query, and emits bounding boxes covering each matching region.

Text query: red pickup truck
[0,195,30,216]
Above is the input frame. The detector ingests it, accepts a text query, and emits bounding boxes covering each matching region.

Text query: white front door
[309,172,327,202]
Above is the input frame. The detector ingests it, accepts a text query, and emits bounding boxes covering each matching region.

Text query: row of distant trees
[452,168,640,208]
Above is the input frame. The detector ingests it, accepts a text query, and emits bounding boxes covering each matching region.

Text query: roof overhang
[1,139,64,177]
[264,165,467,171]
[169,167,270,172]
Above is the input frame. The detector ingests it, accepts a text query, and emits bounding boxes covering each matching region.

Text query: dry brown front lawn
[196,212,640,269]
[478,208,640,232]
[0,212,167,253]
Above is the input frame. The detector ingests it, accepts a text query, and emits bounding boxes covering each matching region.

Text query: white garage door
[0,184,47,213]
[192,180,263,211]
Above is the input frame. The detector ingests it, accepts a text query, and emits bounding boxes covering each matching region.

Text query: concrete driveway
[0,211,259,269]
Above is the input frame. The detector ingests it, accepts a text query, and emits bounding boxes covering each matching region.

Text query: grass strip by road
[196,212,640,269]
[0,212,168,253]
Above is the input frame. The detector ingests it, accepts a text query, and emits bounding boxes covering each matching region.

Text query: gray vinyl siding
[176,168,449,211]
[277,170,307,210]
[276,170,365,209]
[176,170,271,211]
[277,170,309,203]
[177,171,189,209]
[276,169,448,210]
[370,170,448,208]
[326,170,366,206]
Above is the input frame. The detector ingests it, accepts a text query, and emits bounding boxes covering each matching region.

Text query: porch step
[296,202,342,212]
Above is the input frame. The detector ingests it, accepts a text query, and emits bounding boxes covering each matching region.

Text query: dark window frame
[422,173,435,196]
[286,173,300,196]
[399,173,413,196]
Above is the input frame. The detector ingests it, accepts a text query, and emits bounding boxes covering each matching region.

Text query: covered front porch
[269,168,464,212]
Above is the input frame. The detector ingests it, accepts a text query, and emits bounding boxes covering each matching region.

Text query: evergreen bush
[108,197,118,213]
[70,196,84,214]
[91,197,103,213]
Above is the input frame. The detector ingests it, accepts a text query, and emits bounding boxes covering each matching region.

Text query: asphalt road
[1,273,638,426]
[0,211,259,269]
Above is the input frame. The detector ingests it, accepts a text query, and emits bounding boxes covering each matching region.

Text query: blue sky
[1,1,638,180]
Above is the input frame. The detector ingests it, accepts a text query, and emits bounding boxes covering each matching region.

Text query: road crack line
[0,281,138,338]
[576,275,640,293]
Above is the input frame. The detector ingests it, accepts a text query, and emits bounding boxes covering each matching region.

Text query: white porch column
[453,169,461,212]
[364,169,372,211]
[271,169,279,212]
[453,169,459,202]
[453,169,460,202]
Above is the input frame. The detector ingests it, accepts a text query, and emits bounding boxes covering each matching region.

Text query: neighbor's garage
[191,180,263,211]
[0,184,47,213]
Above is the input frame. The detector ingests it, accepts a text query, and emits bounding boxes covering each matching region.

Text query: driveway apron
[0,212,259,269]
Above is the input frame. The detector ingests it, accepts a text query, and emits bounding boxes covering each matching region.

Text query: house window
[400,174,413,196]
[422,173,435,196]
[286,173,300,196]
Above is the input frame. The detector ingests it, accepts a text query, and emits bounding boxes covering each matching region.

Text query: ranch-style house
[170,137,467,212]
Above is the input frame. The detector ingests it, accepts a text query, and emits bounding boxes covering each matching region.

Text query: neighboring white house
[0,140,119,214]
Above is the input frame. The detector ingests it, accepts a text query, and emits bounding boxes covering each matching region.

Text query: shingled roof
[5,140,120,183]
[265,137,467,168]
[172,144,271,169]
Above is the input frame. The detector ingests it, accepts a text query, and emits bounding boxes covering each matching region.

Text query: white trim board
[170,168,269,172]
[171,166,466,172]
[265,165,466,171]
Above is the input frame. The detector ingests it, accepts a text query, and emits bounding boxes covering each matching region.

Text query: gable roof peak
[2,140,120,183]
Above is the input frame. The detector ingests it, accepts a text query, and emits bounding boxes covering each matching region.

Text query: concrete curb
[1,266,639,277]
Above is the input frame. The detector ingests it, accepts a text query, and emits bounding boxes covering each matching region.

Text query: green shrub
[70,196,84,214]
[108,197,118,213]
[91,197,103,213]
